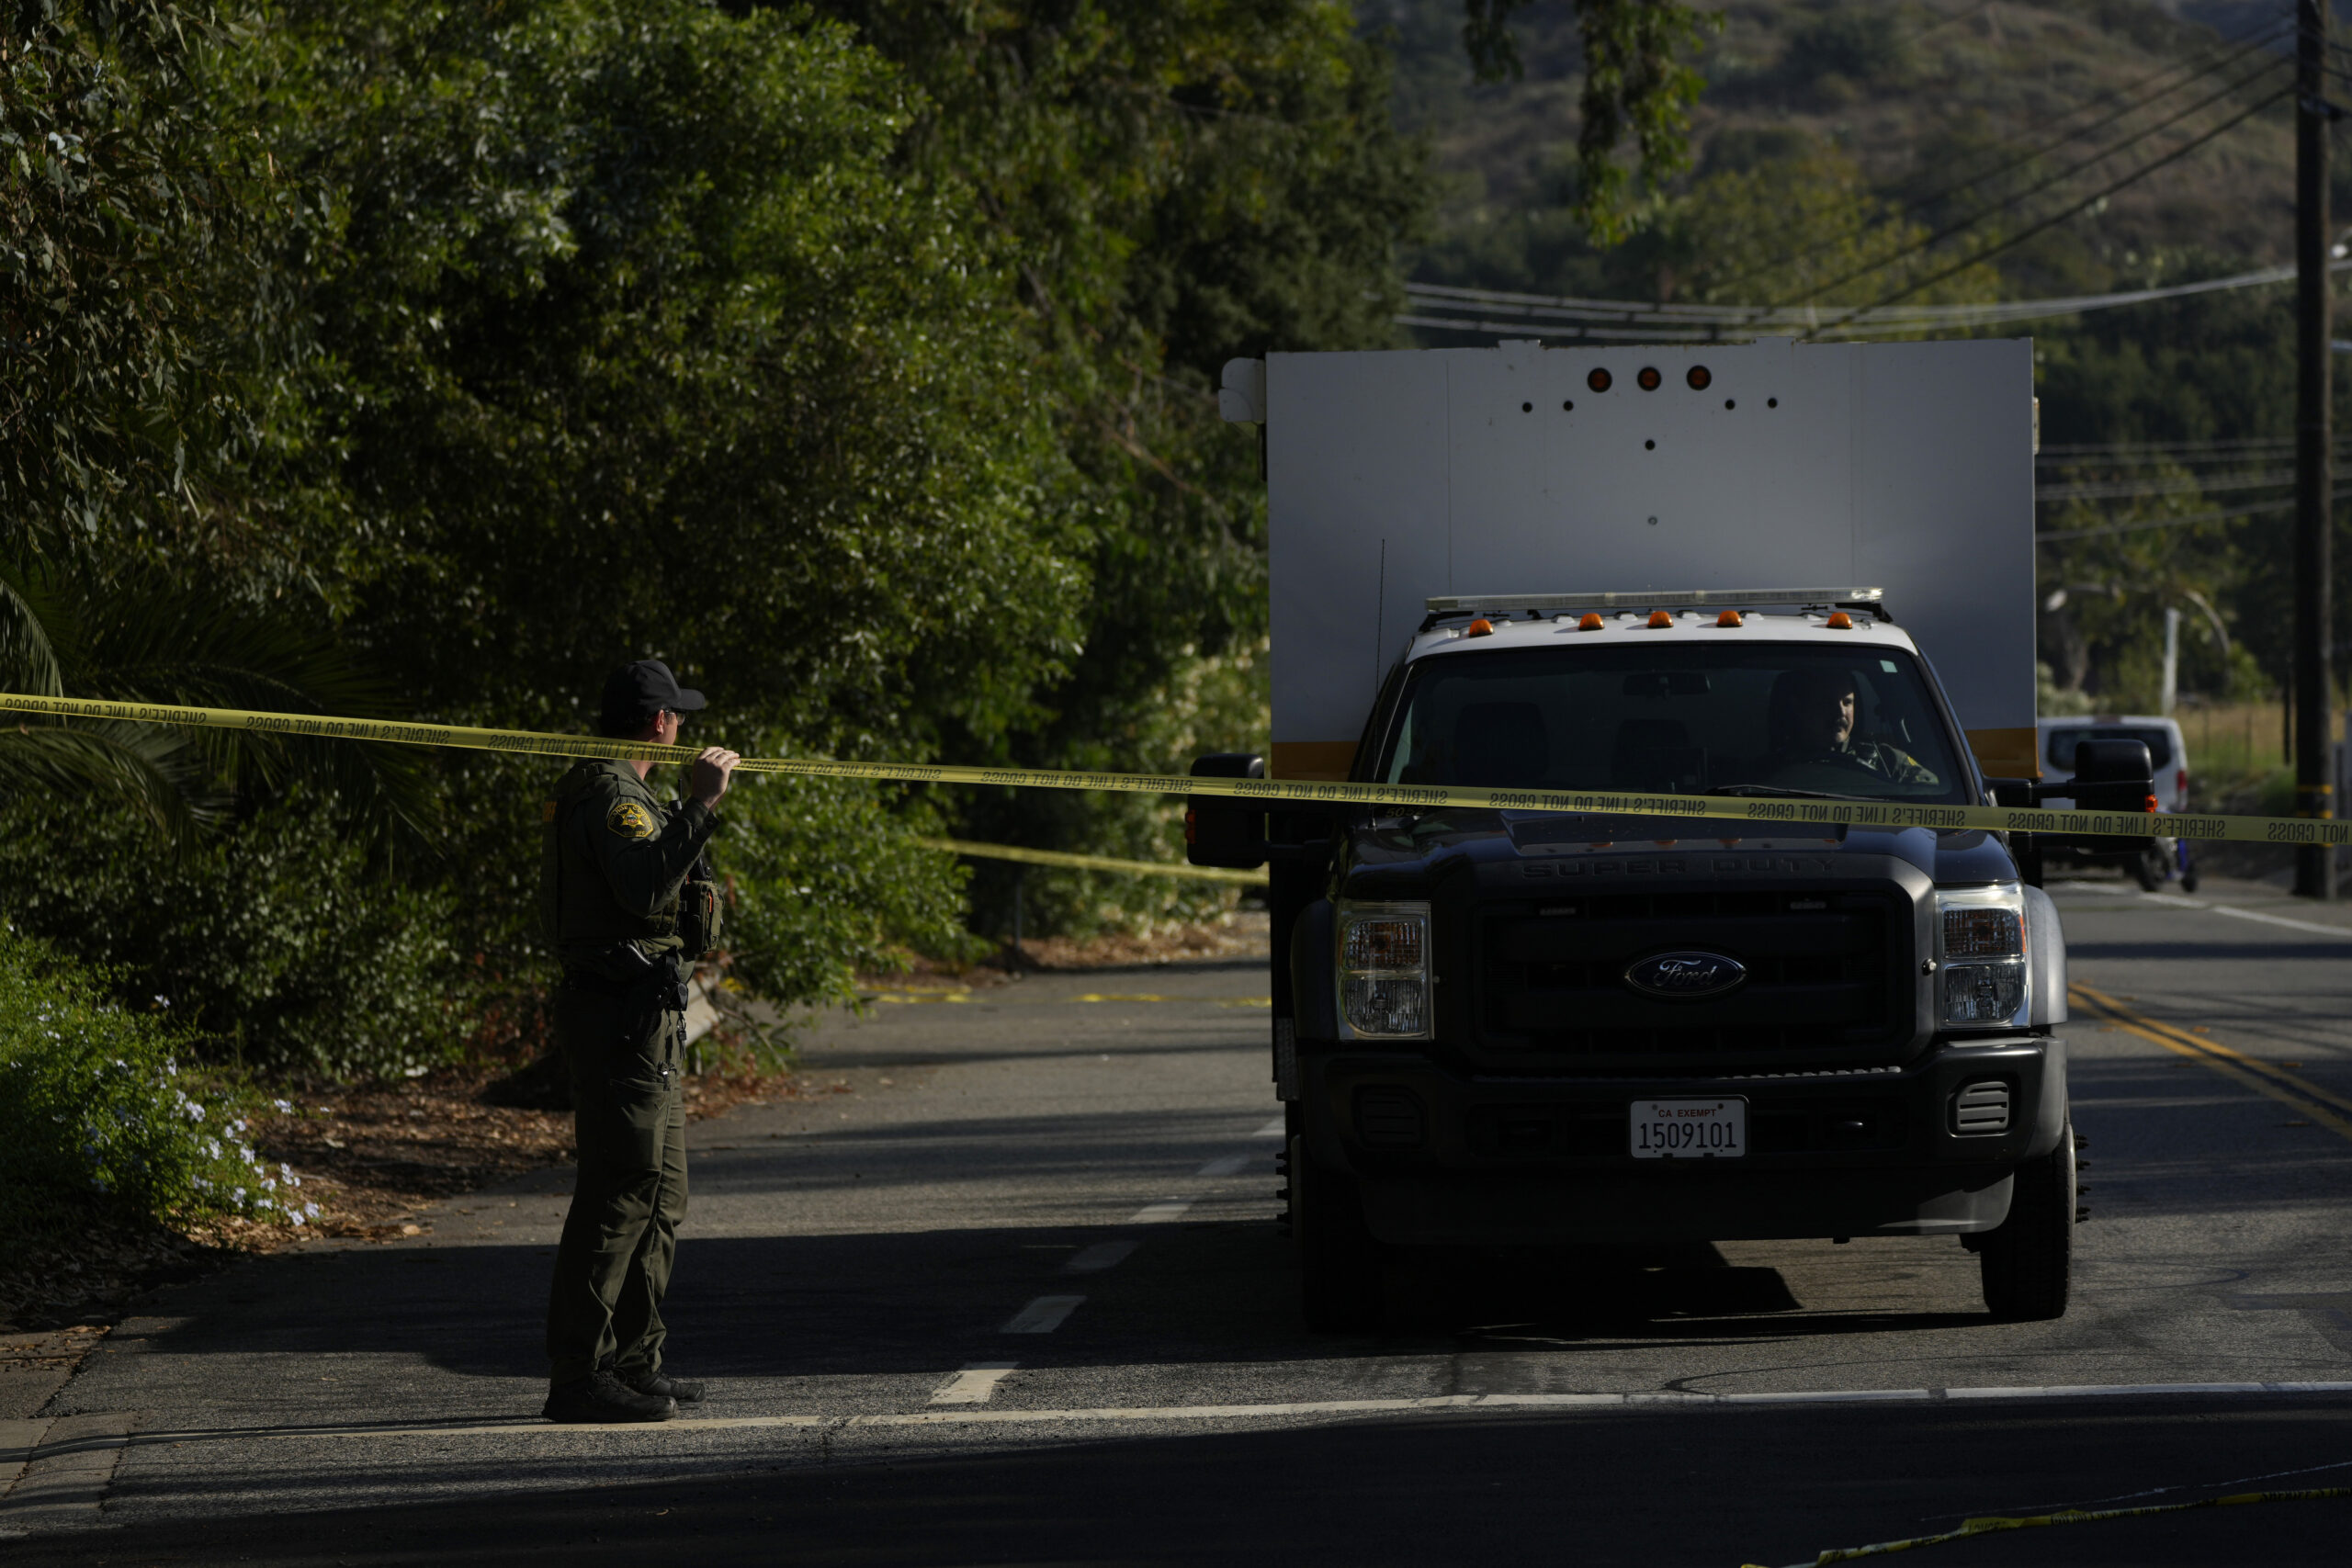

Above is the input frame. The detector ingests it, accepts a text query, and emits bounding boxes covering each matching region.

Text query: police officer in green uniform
[540,660,739,1424]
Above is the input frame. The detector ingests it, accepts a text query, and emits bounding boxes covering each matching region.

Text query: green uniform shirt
[541,759,720,969]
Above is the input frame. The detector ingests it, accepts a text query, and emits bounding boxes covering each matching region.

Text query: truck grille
[1476,890,1906,1068]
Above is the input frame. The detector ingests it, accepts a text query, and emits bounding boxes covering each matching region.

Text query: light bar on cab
[1425,587,1886,617]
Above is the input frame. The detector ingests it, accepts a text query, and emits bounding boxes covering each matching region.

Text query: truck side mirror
[2066,739,2155,814]
[1986,778,2035,809]
[1187,752,1267,869]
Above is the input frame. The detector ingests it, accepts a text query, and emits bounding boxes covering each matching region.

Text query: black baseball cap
[599,659,707,733]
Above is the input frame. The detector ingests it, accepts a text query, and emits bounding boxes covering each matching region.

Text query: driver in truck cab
[1769,667,1941,786]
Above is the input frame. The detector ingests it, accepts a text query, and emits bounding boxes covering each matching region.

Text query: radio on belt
[1193,336,2124,1331]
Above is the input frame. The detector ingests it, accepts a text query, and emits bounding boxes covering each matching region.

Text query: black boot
[543,1368,677,1424]
[621,1368,706,1404]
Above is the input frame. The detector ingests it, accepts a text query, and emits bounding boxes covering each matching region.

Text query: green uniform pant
[545,985,688,1385]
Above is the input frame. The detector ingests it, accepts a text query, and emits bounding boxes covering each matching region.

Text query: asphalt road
[8,871,2352,1566]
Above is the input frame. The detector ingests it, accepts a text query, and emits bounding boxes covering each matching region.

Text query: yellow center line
[2069,983,2352,1144]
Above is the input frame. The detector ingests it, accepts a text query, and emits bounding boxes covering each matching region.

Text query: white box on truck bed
[1219,336,2038,781]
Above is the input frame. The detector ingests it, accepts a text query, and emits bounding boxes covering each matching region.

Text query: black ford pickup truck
[1189,592,2148,1331]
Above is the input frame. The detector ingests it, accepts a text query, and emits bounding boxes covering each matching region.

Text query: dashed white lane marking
[2135,891,2352,939]
[928,1363,1019,1406]
[100,1380,2352,1447]
[1062,1240,1139,1274]
[1127,1198,1193,1224]
[1253,1116,1288,1137]
[2208,904,2352,940]
[1195,1154,1250,1178]
[1000,1295,1085,1334]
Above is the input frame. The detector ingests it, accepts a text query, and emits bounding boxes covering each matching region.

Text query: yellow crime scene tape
[2,691,2344,846]
[1746,1480,2352,1566]
[915,838,1261,885]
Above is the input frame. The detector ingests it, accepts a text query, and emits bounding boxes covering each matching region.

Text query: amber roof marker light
[1587,367,1612,393]
[1577,612,1604,630]
[1465,617,1496,637]
[1687,365,1713,390]
[1646,610,1674,628]
[1825,611,1855,629]
[1636,367,1662,391]
[1715,610,1743,627]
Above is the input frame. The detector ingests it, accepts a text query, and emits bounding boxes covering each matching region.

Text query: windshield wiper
[1707,784,1882,802]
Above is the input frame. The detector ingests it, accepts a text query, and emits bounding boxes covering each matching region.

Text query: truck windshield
[1374,641,1970,804]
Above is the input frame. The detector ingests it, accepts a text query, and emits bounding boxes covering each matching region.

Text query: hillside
[1383,0,2309,299]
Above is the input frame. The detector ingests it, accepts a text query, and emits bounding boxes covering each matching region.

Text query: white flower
[273,1100,293,1114]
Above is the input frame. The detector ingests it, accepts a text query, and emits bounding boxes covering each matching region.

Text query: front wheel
[2132,849,2165,892]
[1292,1135,1382,1332]
[1979,1122,2075,1321]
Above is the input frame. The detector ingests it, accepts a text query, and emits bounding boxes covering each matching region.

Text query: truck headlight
[1935,884,2029,1029]
[1338,900,1431,1040]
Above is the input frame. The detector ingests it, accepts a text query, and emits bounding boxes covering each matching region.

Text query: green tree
[0,1,305,562]
[252,0,1086,755]
[1626,146,2004,310]
[799,0,1427,933]
[1460,0,1719,245]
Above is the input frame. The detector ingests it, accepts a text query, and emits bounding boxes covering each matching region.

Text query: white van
[2035,715,2193,889]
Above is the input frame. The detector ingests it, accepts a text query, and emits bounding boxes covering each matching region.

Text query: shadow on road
[16,1395,2352,1567]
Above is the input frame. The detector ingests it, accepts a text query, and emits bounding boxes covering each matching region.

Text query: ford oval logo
[1623,950,1747,1000]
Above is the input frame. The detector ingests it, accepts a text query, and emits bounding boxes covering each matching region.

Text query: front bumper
[1302,1035,2065,1246]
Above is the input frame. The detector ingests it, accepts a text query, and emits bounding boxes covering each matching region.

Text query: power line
[1398,256,2350,341]
[1804,85,2295,339]
[1781,51,2291,312]
[2039,468,2298,502]
[1702,18,2296,303]
[1873,20,2292,256]
[2036,487,2352,542]
[2041,436,2301,456]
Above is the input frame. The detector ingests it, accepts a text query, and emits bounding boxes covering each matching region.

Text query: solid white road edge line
[927,1363,1020,1407]
[90,1381,2352,1449]
[1000,1295,1085,1334]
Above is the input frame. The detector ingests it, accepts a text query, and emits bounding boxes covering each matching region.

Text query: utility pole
[2294,0,2336,898]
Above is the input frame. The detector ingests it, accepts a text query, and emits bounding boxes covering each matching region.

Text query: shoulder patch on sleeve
[605,798,658,840]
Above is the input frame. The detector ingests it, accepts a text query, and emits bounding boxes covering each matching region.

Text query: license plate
[1629,1097,1747,1159]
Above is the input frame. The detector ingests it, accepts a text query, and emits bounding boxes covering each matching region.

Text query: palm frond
[12,560,438,853]
[0,567,64,698]
[0,722,208,844]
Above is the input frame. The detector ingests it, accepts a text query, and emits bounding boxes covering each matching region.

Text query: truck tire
[1292,1134,1382,1332]
[2132,849,2164,892]
[1979,1122,2075,1321]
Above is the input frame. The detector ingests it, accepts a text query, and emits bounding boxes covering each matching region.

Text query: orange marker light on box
[1825,611,1854,629]
[1466,617,1495,637]
[1578,612,1604,630]
[1646,610,1674,628]
[1716,610,1743,627]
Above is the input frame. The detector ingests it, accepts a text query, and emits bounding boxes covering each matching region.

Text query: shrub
[718,771,986,1008]
[0,793,467,1078]
[0,922,312,1235]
